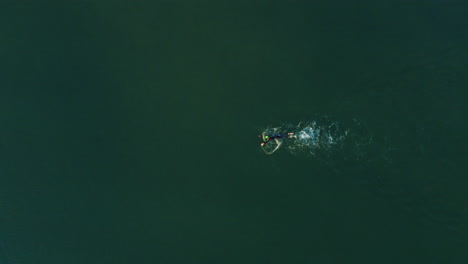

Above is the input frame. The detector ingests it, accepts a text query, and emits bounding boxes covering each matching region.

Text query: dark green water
[1,1,467,263]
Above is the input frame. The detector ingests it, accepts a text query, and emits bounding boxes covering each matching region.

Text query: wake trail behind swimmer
[258,118,378,163]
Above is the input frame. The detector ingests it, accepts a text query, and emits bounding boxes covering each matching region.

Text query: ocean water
[0,1,467,263]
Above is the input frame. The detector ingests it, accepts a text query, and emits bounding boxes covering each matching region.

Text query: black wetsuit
[263,133,287,145]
